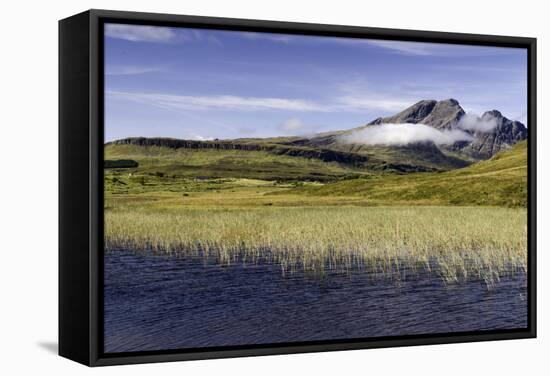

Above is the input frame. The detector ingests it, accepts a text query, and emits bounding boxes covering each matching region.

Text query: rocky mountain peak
[364,99,527,160]
[368,98,465,130]
[368,99,437,125]
[421,99,465,130]
[444,98,460,106]
[482,110,503,119]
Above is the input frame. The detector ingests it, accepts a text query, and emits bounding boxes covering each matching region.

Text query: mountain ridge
[107,99,526,174]
[360,98,527,159]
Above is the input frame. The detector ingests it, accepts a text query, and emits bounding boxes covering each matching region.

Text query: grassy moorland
[104,140,528,286]
[293,140,528,207]
[104,143,368,182]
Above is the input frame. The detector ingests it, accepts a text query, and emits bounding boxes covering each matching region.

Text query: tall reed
[105,205,527,287]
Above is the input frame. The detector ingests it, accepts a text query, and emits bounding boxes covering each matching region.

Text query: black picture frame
[59,8,537,367]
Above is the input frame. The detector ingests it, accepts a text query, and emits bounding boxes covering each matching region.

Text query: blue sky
[104,23,527,142]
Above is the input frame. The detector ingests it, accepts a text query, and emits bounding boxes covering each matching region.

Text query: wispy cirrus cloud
[105,24,177,43]
[364,40,440,56]
[107,91,327,112]
[105,24,222,44]
[233,30,511,57]
[107,90,415,114]
[334,78,416,112]
[365,39,515,57]
[336,96,413,112]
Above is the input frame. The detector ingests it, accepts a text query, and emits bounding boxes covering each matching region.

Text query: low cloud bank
[457,113,498,132]
[339,123,473,146]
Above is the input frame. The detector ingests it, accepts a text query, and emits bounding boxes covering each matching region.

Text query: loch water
[104,249,528,353]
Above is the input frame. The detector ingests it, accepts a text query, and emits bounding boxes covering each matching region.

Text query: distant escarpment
[109,137,369,165]
[108,137,443,173]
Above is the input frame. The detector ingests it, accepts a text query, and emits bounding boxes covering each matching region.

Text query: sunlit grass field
[105,188,527,287]
[104,141,528,287]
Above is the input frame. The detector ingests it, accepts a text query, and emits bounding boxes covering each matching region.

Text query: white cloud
[336,96,414,112]
[280,118,304,131]
[231,32,509,57]
[107,91,328,112]
[189,134,212,141]
[364,40,512,57]
[107,90,418,114]
[334,79,417,113]
[339,123,473,146]
[232,32,440,56]
[105,24,176,43]
[105,65,163,76]
[457,113,498,133]
[365,40,436,56]
[185,29,221,44]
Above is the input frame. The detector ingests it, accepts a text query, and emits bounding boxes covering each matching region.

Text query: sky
[104,23,528,142]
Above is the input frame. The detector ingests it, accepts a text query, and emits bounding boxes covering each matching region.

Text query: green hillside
[287,132,471,171]
[106,136,471,174]
[291,140,527,207]
[105,139,527,207]
[104,143,367,182]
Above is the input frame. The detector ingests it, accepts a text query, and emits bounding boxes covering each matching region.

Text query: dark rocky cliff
[108,137,373,167]
[458,110,528,159]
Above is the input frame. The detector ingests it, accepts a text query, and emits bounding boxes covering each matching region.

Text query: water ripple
[104,249,527,353]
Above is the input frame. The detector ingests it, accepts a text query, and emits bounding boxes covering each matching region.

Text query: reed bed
[105,205,527,287]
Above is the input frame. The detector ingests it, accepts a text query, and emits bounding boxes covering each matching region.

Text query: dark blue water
[104,249,528,353]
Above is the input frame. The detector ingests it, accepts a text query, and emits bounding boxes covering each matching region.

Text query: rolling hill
[289,140,528,207]
[107,127,471,175]
[104,143,367,182]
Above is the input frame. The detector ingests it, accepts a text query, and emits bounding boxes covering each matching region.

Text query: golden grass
[105,202,527,287]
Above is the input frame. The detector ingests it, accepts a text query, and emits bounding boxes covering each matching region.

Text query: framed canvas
[59,9,537,366]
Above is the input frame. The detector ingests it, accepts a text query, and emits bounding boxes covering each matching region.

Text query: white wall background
[0,0,547,374]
